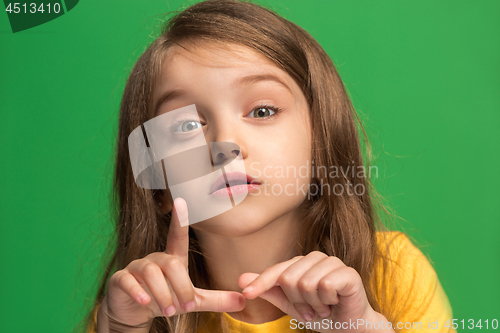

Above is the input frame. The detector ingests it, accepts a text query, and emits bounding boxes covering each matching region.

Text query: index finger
[166,197,189,268]
[241,256,303,299]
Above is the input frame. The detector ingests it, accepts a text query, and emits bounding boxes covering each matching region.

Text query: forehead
[155,41,298,97]
[162,41,278,72]
[151,41,304,118]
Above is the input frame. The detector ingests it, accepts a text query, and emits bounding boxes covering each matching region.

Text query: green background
[1,0,498,331]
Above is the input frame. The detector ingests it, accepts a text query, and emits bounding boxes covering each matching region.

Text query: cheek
[265,161,311,203]
[250,134,312,202]
[251,116,311,165]
[271,117,311,173]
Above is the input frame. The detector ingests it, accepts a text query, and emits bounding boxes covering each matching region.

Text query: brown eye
[249,106,276,119]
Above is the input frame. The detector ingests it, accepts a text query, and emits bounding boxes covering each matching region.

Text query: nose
[209,142,241,169]
[203,107,246,168]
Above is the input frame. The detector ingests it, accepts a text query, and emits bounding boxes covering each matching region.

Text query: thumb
[238,272,259,290]
[194,288,246,313]
[239,273,299,320]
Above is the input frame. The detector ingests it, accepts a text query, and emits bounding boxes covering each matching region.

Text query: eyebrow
[236,74,293,94]
[153,74,293,116]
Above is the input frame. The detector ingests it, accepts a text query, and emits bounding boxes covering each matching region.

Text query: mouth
[209,171,261,196]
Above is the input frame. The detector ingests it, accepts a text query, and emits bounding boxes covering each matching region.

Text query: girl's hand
[238,252,392,333]
[100,198,246,328]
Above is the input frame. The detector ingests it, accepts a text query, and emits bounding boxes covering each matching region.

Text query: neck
[192,209,302,324]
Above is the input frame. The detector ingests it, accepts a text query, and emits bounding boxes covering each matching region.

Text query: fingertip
[242,291,251,298]
[238,272,259,290]
[242,285,254,294]
[173,197,186,210]
[172,197,188,226]
[236,293,246,310]
[137,292,150,304]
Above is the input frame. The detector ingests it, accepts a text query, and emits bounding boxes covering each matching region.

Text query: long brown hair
[78,0,404,332]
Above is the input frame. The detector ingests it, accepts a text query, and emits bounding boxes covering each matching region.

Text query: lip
[209,171,261,196]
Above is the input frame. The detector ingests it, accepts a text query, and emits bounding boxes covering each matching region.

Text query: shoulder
[375,231,421,257]
[375,231,434,279]
[374,230,439,295]
[373,231,455,330]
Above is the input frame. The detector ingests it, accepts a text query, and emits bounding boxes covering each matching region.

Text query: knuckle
[129,259,141,267]
[114,271,129,286]
[166,257,184,271]
[298,277,315,292]
[345,266,358,276]
[108,271,120,285]
[128,259,146,273]
[318,277,333,291]
[308,251,326,258]
[277,273,294,287]
[143,262,161,276]
[346,266,362,283]
[327,256,343,265]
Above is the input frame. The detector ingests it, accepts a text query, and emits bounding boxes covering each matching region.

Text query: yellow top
[88,231,455,333]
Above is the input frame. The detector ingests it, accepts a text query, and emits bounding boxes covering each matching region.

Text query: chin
[191,192,307,238]
[190,197,277,237]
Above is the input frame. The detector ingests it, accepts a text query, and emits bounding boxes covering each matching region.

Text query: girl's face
[154,41,312,237]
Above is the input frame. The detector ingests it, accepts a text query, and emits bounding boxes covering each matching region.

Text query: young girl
[82,0,455,332]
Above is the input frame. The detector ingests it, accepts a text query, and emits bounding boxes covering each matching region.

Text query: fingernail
[302,312,314,321]
[319,312,330,318]
[183,301,195,312]
[138,292,148,302]
[164,305,176,317]
[242,286,253,293]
